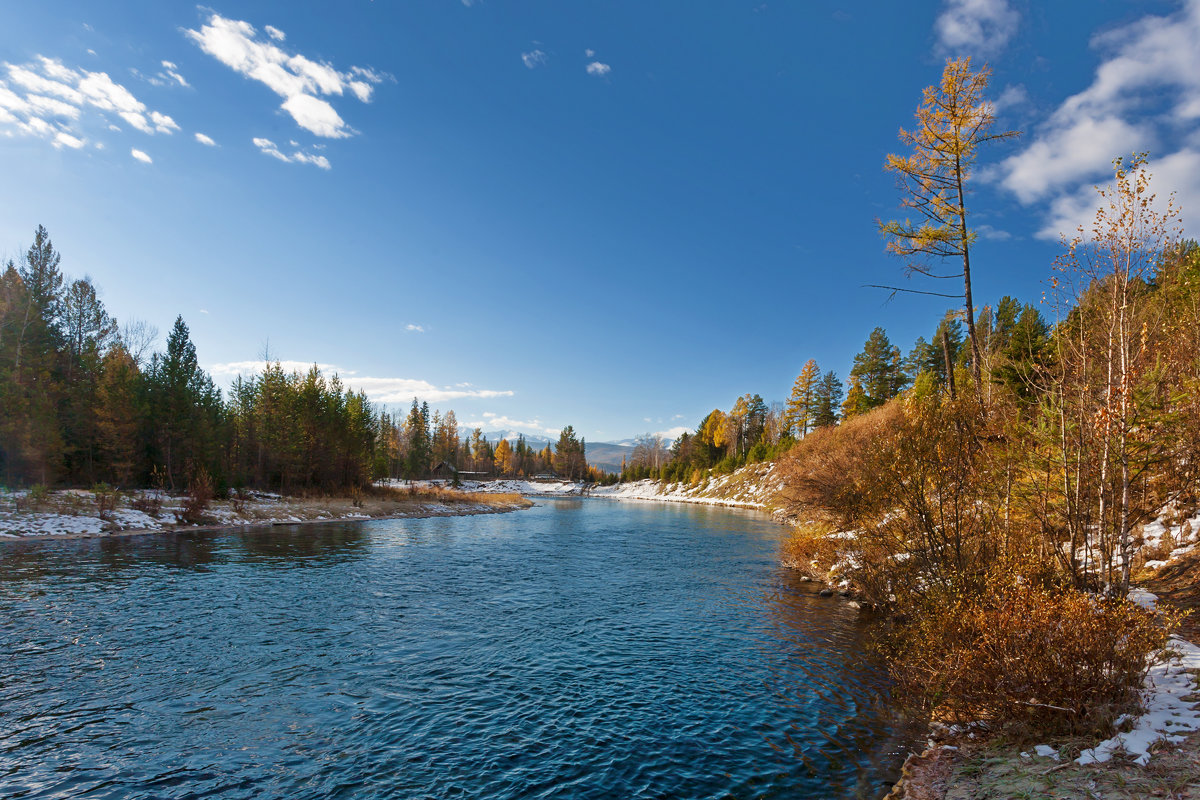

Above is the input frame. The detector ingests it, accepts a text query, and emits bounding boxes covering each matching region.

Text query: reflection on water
[0,499,914,799]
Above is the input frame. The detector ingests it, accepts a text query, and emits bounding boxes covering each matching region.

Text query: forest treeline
[617,297,1048,484]
[0,226,591,494]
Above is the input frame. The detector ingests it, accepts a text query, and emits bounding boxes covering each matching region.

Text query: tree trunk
[955,155,983,398]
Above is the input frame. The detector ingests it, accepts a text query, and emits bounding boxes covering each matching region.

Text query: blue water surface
[0,499,913,799]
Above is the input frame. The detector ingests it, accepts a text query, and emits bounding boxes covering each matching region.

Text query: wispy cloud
[160,60,189,87]
[521,49,547,69]
[130,147,152,164]
[988,1,1200,237]
[992,84,1029,114]
[194,132,216,146]
[253,136,331,169]
[185,12,384,138]
[207,360,514,404]
[405,323,425,333]
[264,25,286,42]
[935,0,1019,55]
[0,55,179,151]
[975,223,1013,241]
[585,61,611,77]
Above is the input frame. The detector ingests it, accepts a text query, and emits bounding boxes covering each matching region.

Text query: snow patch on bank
[593,462,780,509]
[1077,636,1200,766]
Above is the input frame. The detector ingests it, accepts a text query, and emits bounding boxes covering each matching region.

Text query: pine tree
[851,327,904,407]
[554,425,587,480]
[785,359,820,437]
[95,345,142,485]
[812,370,844,428]
[404,398,431,479]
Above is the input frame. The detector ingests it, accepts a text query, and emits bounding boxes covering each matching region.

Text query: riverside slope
[592,462,781,510]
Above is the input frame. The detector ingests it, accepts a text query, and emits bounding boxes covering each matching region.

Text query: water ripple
[0,500,914,799]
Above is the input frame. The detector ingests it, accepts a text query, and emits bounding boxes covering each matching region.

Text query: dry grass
[922,730,1200,800]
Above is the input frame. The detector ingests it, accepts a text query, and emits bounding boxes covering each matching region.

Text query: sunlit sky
[2,1,1198,441]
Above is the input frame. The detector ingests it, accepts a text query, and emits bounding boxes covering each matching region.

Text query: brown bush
[882,568,1178,737]
[92,483,120,519]
[177,469,214,525]
[130,491,163,517]
[778,392,1020,605]
[777,402,903,530]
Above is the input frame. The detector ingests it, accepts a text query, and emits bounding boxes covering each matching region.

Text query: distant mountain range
[457,429,678,474]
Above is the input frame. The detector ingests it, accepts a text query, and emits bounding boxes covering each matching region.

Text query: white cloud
[0,58,178,153]
[130,147,152,163]
[1039,148,1200,239]
[194,132,216,146]
[657,426,690,440]
[405,323,425,332]
[585,61,611,77]
[990,1,1200,238]
[585,49,595,58]
[25,94,80,119]
[207,360,515,404]
[264,25,286,42]
[253,136,331,169]
[521,49,547,69]
[185,12,383,138]
[467,413,561,437]
[53,131,85,149]
[935,0,1019,55]
[1000,116,1152,204]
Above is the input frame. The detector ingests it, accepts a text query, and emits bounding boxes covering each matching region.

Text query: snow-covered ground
[1138,509,1200,570]
[0,487,522,539]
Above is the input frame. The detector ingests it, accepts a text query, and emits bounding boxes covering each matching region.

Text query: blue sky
[2,1,1199,442]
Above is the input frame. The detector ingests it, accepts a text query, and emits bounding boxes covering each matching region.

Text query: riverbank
[0,486,533,542]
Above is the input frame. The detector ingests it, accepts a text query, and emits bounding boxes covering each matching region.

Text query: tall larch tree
[880,57,1018,395]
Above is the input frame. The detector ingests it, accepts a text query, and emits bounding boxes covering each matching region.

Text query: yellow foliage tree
[493,438,513,476]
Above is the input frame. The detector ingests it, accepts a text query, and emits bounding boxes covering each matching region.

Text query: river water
[0,499,913,799]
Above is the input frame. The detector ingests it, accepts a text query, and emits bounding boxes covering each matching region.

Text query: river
[0,499,913,799]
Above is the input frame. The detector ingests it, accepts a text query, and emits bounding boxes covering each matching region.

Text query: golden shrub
[882,568,1178,736]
